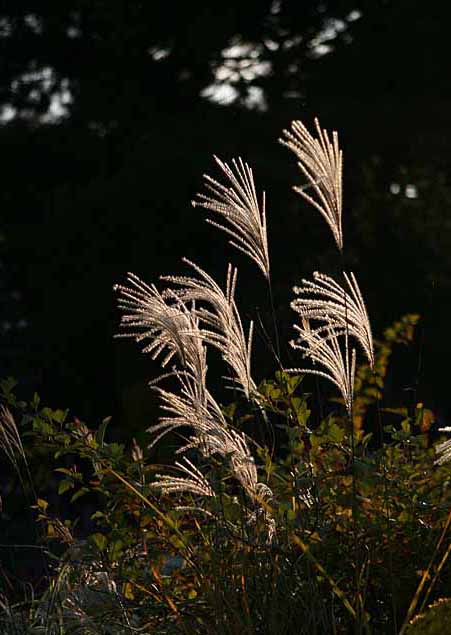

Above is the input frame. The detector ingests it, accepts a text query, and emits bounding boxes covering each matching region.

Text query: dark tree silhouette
[0,1,450,425]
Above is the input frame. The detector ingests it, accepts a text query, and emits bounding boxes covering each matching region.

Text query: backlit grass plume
[149,368,266,503]
[280,118,343,251]
[162,258,256,399]
[289,318,356,416]
[0,405,26,475]
[192,156,270,279]
[115,264,269,509]
[291,271,374,368]
[435,428,451,465]
[151,456,215,498]
[114,273,206,381]
[114,115,369,550]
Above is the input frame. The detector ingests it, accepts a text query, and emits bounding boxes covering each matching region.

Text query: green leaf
[258,379,282,400]
[107,443,125,461]
[71,487,89,503]
[52,409,68,424]
[96,416,112,447]
[327,423,345,444]
[35,498,48,511]
[287,374,303,394]
[221,403,237,420]
[54,468,74,476]
[91,533,108,551]
[31,392,41,410]
[109,539,123,561]
[58,479,74,495]
[0,377,18,398]
[401,419,412,434]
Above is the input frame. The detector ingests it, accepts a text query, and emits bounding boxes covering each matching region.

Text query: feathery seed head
[291,270,374,368]
[290,320,356,416]
[280,117,343,251]
[0,406,25,471]
[149,369,262,501]
[114,272,207,382]
[192,155,270,279]
[435,428,451,465]
[151,457,215,498]
[161,258,256,399]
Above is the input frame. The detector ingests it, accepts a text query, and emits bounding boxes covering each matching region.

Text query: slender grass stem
[340,251,361,633]
[268,273,282,369]
[291,534,357,620]
[399,505,451,634]
[375,391,398,633]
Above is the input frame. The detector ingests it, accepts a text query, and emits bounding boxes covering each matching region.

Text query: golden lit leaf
[123,582,135,600]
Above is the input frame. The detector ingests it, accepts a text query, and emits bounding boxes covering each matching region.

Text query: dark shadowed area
[0,0,450,436]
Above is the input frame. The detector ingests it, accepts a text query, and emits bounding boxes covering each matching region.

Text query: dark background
[0,1,450,437]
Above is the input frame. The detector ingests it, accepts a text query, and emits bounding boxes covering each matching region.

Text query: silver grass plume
[114,273,206,382]
[0,406,26,475]
[291,271,374,368]
[114,269,268,505]
[162,258,256,399]
[435,428,451,465]
[289,319,356,416]
[150,370,261,500]
[151,456,215,497]
[192,156,270,279]
[147,363,207,450]
[280,118,343,251]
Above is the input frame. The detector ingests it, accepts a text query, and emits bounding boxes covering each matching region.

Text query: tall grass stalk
[399,505,451,634]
